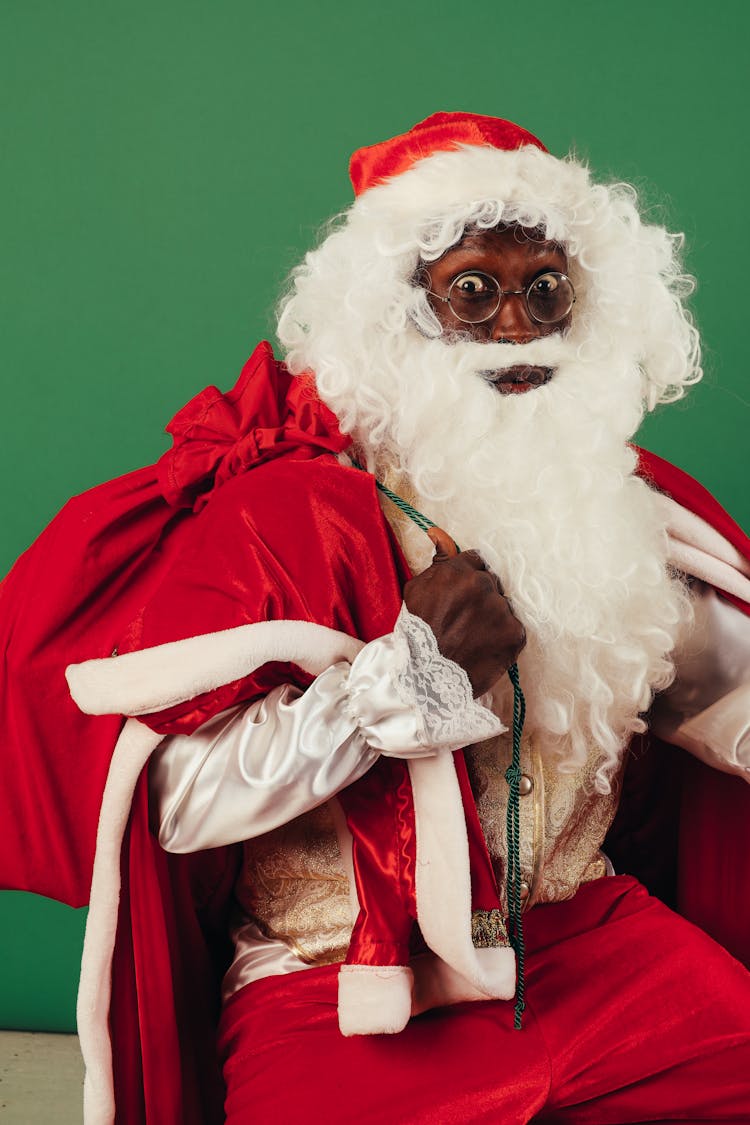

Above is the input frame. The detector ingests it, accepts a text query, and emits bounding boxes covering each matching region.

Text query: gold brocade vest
[234,735,620,964]
[233,485,621,963]
[234,802,353,965]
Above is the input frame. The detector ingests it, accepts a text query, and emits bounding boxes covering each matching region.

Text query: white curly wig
[277,138,699,791]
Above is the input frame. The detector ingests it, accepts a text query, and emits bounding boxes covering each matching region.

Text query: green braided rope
[350,457,527,1028]
[505,662,527,1030]
[373,479,438,533]
[350,460,438,533]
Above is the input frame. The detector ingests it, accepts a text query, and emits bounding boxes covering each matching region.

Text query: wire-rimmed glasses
[425,270,575,325]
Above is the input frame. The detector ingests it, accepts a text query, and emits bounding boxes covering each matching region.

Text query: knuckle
[469,571,496,596]
[403,576,419,600]
[459,549,484,570]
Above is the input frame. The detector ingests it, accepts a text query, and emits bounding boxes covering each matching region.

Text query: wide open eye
[530,272,560,296]
[454,272,494,296]
[448,272,500,322]
[527,272,575,324]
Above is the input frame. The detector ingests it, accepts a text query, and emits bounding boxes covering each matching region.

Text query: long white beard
[277,153,702,790]
[342,330,692,792]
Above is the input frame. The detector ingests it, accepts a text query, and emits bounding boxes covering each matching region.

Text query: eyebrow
[445,237,567,260]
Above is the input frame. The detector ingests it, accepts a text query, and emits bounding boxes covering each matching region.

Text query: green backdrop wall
[1,0,748,1032]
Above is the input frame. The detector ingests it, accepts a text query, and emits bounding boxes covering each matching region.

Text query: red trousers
[218,876,750,1124]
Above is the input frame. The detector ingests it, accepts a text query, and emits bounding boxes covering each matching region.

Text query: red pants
[218,876,750,1124]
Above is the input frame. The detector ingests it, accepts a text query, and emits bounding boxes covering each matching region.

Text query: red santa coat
[1,343,749,1124]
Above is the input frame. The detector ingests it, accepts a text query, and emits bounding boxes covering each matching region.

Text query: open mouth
[482,365,554,394]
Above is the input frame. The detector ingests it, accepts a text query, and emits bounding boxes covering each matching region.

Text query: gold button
[520,882,530,900]
[519,773,533,796]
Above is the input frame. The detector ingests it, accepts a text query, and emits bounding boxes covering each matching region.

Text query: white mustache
[419,334,573,376]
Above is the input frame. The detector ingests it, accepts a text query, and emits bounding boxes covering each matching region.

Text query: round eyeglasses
[425,270,576,326]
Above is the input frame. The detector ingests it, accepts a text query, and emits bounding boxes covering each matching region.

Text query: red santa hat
[349,110,548,197]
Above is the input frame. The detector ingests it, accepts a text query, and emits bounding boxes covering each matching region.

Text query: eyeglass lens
[448,271,574,325]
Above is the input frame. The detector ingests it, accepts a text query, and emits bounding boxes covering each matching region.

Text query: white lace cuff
[346,603,506,757]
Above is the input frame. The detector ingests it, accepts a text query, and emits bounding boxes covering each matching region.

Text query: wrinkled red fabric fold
[454,751,503,914]
[339,757,418,966]
[157,340,349,512]
[0,341,350,903]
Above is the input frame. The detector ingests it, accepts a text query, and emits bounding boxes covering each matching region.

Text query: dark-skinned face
[420,224,573,394]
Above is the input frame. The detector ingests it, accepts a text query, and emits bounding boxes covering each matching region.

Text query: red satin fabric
[337,751,506,970]
[349,112,547,197]
[338,756,418,966]
[454,750,504,913]
[219,876,750,1125]
[158,341,347,513]
[0,342,354,903]
[110,776,237,1124]
[0,465,182,904]
[123,454,408,735]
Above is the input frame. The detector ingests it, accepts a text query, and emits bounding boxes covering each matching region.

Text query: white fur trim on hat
[352,143,584,247]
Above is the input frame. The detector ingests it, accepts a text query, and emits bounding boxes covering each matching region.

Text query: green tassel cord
[352,460,527,1028]
[370,473,439,534]
[505,662,527,1029]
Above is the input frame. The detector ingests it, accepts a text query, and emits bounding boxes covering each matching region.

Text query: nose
[488,292,540,343]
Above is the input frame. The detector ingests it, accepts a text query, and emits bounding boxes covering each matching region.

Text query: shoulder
[189,455,402,584]
[635,445,749,555]
[635,445,750,613]
[638,450,746,551]
[203,454,379,530]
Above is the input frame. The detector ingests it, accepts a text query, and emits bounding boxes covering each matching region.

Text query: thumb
[427,526,459,561]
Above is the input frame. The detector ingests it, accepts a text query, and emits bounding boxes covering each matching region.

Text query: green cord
[351,458,527,1029]
[374,479,439,534]
[505,662,527,1030]
[351,461,438,534]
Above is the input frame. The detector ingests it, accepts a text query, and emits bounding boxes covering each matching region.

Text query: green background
[1,0,747,1032]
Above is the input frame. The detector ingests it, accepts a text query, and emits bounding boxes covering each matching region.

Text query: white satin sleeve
[150,603,504,852]
[651,583,750,779]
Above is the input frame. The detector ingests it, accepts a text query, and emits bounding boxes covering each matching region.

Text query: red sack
[0,342,348,905]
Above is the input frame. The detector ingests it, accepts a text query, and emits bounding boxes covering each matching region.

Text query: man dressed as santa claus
[2,112,750,1123]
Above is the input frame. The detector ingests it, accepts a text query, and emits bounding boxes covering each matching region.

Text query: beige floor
[0,1032,84,1124]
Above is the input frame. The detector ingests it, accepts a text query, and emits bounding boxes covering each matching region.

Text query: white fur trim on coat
[408,754,516,1001]
[67,619,365,716]
[657,492,750,604]
[77,718,163,1125]
[410,949,515,1016]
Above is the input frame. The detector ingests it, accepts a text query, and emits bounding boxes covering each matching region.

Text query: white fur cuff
[337,964,414,1036]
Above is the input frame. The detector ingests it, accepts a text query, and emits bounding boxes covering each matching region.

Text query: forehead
[438,223,567,263]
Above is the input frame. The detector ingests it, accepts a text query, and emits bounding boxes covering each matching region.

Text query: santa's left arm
[648,488,750,780]
[651,581,750,779]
